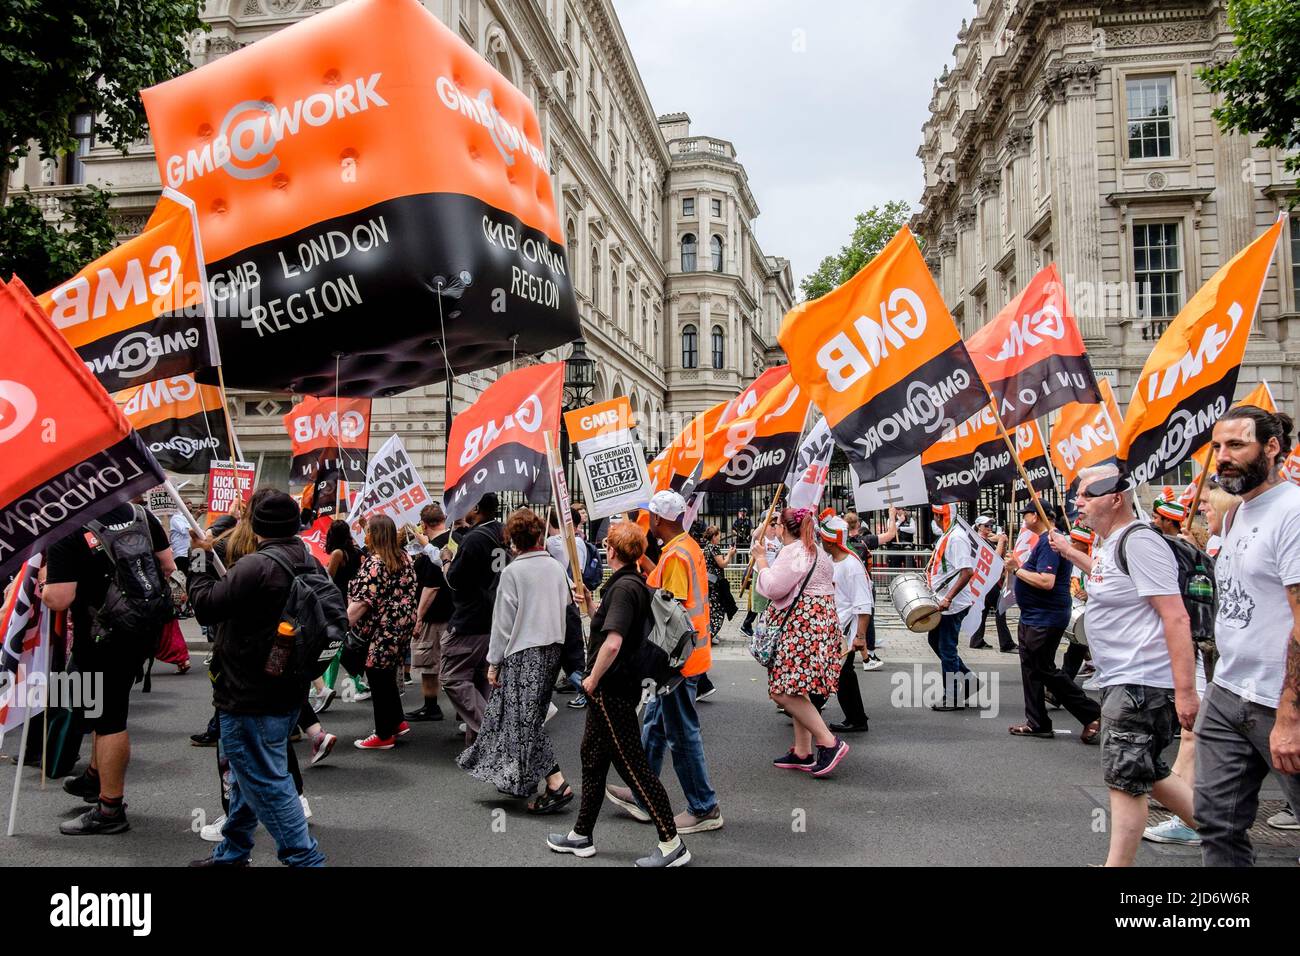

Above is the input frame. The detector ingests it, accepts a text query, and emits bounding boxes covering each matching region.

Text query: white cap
[974,515,994,527]
[648,489,687,521]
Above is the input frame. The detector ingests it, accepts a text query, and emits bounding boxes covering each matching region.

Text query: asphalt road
[2,640,1297,867]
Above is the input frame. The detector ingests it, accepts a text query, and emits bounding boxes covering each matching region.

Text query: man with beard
[1193,407,1300,866]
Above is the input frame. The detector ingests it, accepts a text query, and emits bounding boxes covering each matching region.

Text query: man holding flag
[925,504,980,710]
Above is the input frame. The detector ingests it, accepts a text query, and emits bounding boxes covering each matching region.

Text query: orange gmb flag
[1013,419,1055,500]
[563,396,635,450]
[283,395,373,486]
[37,191,219,394]
[114,373,230,474]
[920,402,1016,503]
[1050,377,1122,492]
[698,367,810,493]
[966,263,1100,427]
[1120,217,1284,485]
[779,226,989,482]
[141,0,578,397]
[442,361,563,521]
[651,399,731,494]
[0,278,165,578]
[1193,380,1277,476]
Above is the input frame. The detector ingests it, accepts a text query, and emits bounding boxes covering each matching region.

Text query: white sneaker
[458,722,467,733]
[353,689,372,702]
[545,702,558,725]
[310,732,337,766]
[862,655,884,671]
[310,687,335,715]
[300,795,312,820]
[1267,809,1300,830]
[1142,817,1200,846]
[200,814,226,842]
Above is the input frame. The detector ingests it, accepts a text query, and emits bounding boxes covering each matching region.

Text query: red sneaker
[353,733,395,751]
[396,721,411,738]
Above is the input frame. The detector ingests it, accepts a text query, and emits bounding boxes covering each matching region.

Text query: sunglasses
[1079,473,1132,498]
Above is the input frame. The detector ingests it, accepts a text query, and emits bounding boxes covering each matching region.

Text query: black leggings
[367,666,403,740]
[575,689,677,842]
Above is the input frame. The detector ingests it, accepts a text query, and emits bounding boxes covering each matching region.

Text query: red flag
[283,395,372,487]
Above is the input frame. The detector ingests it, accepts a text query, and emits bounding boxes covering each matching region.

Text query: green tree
[799,200,915,301]
[0,185,117,291]
[1200,0,1300,184]
[0,0,207,201]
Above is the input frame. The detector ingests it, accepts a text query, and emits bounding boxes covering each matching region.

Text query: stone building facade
[9,0,793,496]
[915,0,1298,486]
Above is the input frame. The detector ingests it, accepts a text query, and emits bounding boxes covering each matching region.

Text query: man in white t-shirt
[926,504,978,710]
[1193,406,1300,866]
[1049,463,1198,866]
[818,512,874,733]
[168,510,191,574]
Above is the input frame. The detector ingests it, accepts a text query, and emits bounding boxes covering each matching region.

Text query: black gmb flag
[920,403,1017,503]
[114,373,230,474]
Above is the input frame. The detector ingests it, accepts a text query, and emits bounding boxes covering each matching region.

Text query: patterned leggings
[574,688,677,842]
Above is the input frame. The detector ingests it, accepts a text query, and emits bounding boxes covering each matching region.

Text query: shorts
[412,620,445,671]
[78,648,140,736]
[1099,683,1177,796]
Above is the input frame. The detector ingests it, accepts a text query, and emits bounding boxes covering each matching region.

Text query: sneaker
[1267,809,1300,830]
[404,703,444,722]
[545,701,558,725]
[740,623,754,638]
[62,772,99,803]
[353,689,372,702]
[299,795,312,820]
[810,737,850,778]
[1142,817,1201,846]
[189,855,250,867]
[605,785,651,822]
[190,730,219,747]
[829,720,869,734]
[59,805,130,836]
[546,831,596,858]
[566,695,587,710]
[200,814,226,842]
[353,733,395,751]
[396,721,412,738]
[310,732,337,766]
[635,840,691,868]
[862,654,884,672]
[310,687,335,715]
[675,806,723,833]
[458,722,468,733]
[696,685,717,702]
[402,674,414,686]
[773,749,816,771]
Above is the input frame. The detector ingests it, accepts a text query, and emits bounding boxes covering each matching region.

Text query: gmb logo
[0,380,37,444]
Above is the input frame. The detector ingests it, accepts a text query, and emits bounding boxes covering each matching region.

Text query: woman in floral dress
[347,515,418,751]
[752,507,850,778]
[701,525,736,643]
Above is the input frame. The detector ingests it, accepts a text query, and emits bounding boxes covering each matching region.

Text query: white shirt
[932,525,977,615]
[168,512,189,558]
[1085,520,1181,688]
[831,552,874,639]
[1212,481,1300,708]
[546,533,570,571]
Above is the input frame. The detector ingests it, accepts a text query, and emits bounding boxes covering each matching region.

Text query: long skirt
[457,643,563,797]
[766,594,842,699]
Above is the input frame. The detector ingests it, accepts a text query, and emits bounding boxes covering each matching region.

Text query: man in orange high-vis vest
[606,490,724,834]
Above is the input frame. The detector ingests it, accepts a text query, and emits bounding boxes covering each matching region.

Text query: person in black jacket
[185,491,325,867]
[442,492,506,745]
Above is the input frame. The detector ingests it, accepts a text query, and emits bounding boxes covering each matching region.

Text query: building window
[710,234,724,272]
[1133,221,1183,334]
[711,325,724,369]
[588,114,598,149]
[682,324,698,369]
[681,233,697,272]
[1039,114,1051,195]
[69,112,93,185]
[711,198,722,217]
[611,272,620,324]
[1126,75,1175,160]
[682,196,695,217]
[590,246,601,310]
[1291,214,1300,311]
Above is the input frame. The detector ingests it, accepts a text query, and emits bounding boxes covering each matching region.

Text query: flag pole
[1184,444,1217,530]
[740,399,815,593]
[3,609,44,838]
[544,431,584,597]
[163,479,226,577]
[214,365,245,464]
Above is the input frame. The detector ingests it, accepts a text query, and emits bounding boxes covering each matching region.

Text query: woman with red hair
[752,507,850,777]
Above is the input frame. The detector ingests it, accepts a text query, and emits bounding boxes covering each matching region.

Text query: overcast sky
[616,0,973,289]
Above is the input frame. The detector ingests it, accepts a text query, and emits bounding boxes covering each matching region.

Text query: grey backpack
[627,586,699,697]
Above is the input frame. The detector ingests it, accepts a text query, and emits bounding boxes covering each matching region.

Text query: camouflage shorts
[1099,684,1177,796]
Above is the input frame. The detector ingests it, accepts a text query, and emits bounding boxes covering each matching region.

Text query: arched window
[711,234,724,272]
[680,233,697,272]
[590,246,601,309]
[610,271,620,324]
[711,325,724,369]
[682,324,698,369]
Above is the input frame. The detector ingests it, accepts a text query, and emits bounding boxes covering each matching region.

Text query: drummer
[1004,502,1101,742]
[925,504,979,710]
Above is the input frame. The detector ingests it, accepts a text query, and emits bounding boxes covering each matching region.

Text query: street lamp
[563,337,596,407]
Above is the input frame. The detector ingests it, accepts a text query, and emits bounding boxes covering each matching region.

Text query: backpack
[1115,523,1217,644]
[262,542,350,681]
[580,538,603,592]
[623,584,699,697]
[87,505,174,664]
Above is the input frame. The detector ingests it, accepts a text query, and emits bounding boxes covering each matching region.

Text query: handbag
[338,627,370,675]
[748,559,817,669]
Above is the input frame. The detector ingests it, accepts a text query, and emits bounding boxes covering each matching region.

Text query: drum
[890,573,942,633]
[1068,603,1088,647]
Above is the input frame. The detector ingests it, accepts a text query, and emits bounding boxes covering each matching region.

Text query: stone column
[977,166,1002,308]
[1002,122,1034,293]
[1043,60,1104,339]
[955,197,978,336]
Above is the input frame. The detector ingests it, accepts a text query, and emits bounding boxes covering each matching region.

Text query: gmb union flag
[115,373,230,475]
[283,394,372,486]
[38,190,221,394]
[1049,377,1122,492]
[920,403,1017,504]
[1120,218,1283,486]
[779,227,989,482]
[0,278,164,580]
[443,362,563,522]
[141,0,579,398]
[696,367,811,493]
[965,263,1099,427]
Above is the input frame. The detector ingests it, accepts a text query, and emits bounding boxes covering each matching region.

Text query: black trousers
[811,650,868,726]
[971,583,1014,650]
[366,666,403,739]
[1062,642,1088,682]
[1018,622,1100,732]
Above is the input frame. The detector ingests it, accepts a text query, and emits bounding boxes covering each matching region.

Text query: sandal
[526,783,575,815]
[1008,724,1054,738]
[1080,719,1101,745]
